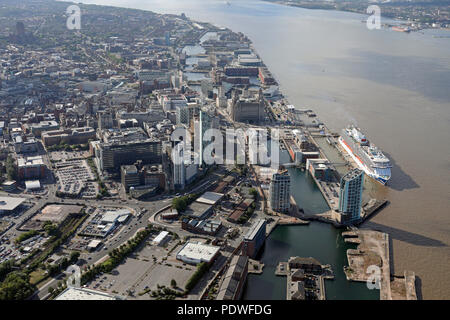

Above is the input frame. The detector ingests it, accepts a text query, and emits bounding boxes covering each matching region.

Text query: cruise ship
[338,126,392,185]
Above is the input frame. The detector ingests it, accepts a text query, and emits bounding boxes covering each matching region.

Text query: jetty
[248,259,264,274]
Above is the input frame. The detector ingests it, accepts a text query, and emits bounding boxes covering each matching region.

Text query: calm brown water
[75,0,450,299]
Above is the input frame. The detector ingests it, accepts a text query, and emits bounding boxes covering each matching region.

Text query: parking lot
[84,235,195,299]
[54,160,98,198]
[0,232,49,264]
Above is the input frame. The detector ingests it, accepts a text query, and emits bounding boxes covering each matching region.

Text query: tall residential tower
[338,169,364,224]
[269,169,291,213]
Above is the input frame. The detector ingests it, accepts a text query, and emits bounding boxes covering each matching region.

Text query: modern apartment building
[172,146,198,190]
[269,170,291,213]
[338,169,364,224]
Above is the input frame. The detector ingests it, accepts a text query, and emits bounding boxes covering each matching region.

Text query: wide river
[75,0,450,299]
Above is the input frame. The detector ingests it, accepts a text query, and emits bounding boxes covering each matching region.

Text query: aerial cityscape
[0,0,448,306]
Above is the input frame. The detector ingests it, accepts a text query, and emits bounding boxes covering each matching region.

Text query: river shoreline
[261,0,450,33]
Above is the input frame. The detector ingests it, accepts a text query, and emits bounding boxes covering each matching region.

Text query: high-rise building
[269,170,291,212]
[197,110,213,166]
[165,31,171,46]
[171,70,185,89]
[173,145,186,190]
[173,163,186,190]
[176,107,190,126]
[176,103,198,126]
[172,144,198,190]
[338,169,364,223]
[98,111,114,130]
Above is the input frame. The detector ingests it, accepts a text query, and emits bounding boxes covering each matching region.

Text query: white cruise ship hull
[338,137,390,185]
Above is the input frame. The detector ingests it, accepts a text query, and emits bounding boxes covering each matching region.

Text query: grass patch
[29,269,47,285]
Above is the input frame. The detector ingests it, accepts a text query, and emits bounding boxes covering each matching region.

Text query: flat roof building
[1,181,17,192]
[55,287,124,300]
[196,192,224,205]
[0,197,26,214]
[121,163,167,193]
[87,239,102,251]
[238,54,262,66]
[18,156,46,180]
[152,230,170,246]
[101,209,131,224]
[161,209,179,220]
[181,218,222,236]
[306,158,335,182]
[183,201,213,220]
[96,137,162,173]
[243,218,266,258]
[121,165,140,192]
[161,94,187,112]
[176,241,220,265]
[33,204,83,225]
[27,120,59,137]
[42,127,96,147]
